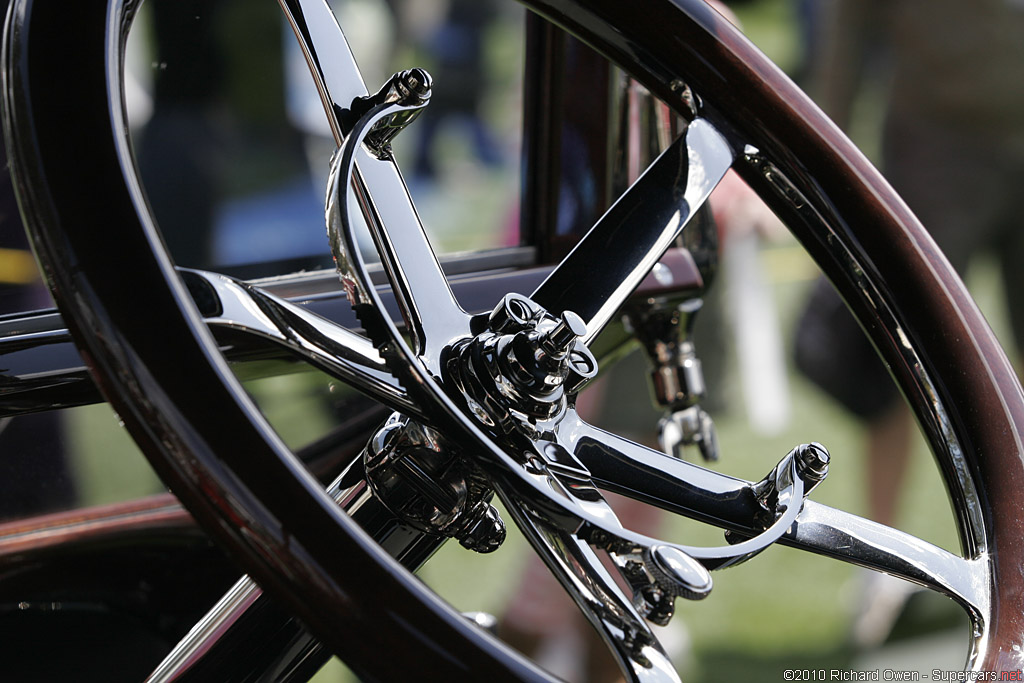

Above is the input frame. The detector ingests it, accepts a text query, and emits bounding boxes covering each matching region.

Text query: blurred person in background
[795,0,1024,648]
[408,0,505,182]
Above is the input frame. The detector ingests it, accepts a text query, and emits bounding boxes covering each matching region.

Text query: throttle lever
[499,439,827,676]
[518,438,827,625]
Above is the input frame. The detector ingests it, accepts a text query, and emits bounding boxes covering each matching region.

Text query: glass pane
[126,0,525,277]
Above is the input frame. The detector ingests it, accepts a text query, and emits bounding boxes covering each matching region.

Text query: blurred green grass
[731,0,802,74]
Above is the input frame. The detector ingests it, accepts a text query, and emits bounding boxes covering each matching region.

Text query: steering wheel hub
[446,293,598,434]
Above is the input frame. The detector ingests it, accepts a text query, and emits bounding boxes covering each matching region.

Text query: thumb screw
[540,311,587,357]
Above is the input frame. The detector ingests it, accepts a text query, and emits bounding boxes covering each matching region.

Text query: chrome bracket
[348,68,433,157]
[364,413,506,553]
[626,297,720,462]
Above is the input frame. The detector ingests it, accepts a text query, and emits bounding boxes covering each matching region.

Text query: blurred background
[4,0,1021,680]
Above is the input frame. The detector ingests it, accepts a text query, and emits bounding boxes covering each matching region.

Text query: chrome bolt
[796,442,830,484]
[540,311,587,358]
[397,68,432,102]
[563,346,598,394]
[488,293,536,333]
[457,504,506,554]
[649,545,713,600]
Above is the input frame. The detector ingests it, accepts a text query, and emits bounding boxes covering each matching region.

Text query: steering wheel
[5,0,1024,680]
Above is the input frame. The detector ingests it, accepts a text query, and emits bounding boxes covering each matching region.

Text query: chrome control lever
[495,439,827,681]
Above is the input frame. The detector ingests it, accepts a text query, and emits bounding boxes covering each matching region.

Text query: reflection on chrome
[184,269,417,417]
[531,118,733,345]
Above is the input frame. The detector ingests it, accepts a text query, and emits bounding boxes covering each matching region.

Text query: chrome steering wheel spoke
[789,502,988,621]
[531,118,734,345]
[504,500,681,683]
[181,269,418,418]
[277,0,367,143]
[282,0,473,376]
